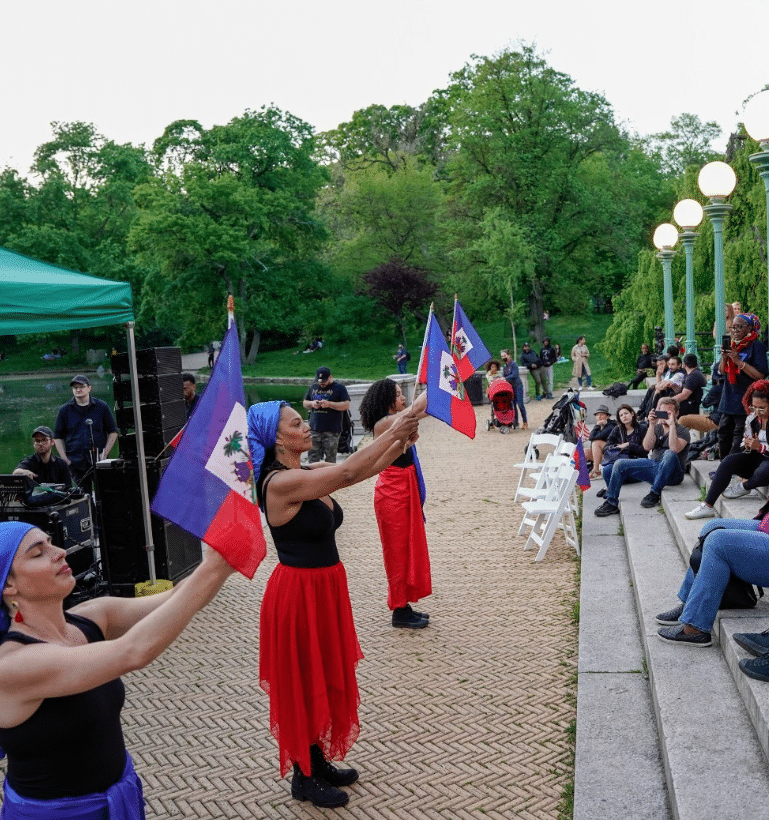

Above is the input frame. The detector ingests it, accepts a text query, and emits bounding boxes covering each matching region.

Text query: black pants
[717,413,747,459]
[706,450,769,505]
[629,370,648,389]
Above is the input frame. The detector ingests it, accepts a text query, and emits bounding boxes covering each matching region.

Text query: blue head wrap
[247,401,289,480]
[736,313,761,335]
[0,522,36,636]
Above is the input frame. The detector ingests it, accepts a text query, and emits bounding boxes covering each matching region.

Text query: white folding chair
[516,453,574,535]
[513,433,563,502]
[521,464,580,562]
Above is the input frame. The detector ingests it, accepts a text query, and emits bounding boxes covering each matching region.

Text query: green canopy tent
[0,246,163,588]
[0,246,134,334]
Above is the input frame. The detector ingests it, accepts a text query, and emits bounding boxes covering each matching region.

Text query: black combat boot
[310,744,359,787]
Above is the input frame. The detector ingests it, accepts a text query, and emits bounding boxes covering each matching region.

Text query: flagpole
[451,294,458,354]
[415,302,433,388]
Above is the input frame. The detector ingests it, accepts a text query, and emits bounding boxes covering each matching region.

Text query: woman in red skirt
[248,400,419,809]
[359,380,431,629]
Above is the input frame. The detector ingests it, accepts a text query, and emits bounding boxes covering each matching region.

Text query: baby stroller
[485,379,517,433]
[540,389,587,443]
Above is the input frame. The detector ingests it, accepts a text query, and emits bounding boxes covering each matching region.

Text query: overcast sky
[2,0,767,175]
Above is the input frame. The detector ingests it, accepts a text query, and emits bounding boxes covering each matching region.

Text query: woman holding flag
[0,521,234,820]
[249,400,419,809]
[360,380,431,629]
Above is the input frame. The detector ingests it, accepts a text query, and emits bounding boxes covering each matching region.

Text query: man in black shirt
[183,373,201,419]
[14,426,73,487]
[674,354,707,417]
[302,367,351,463]
[539,337,557,400]
[54,375,118,492]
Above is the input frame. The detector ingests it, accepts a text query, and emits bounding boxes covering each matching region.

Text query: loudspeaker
[113,374,184,407]
[115,400,186,433]
[96,459,201,595]
[111,347,182,377]
[117,427,183,460]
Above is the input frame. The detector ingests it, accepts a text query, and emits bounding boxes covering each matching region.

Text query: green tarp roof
[0,247,134,334]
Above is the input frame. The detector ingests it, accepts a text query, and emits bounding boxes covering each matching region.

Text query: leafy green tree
[130,107,329,362]
[320,156,444,280]
[435,44,666,340]
[648,113,722,177]
[320,103,448,171]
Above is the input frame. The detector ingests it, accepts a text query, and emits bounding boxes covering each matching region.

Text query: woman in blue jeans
[656,517,769,646]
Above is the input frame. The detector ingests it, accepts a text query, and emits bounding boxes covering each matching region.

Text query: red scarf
[725,332,757,385]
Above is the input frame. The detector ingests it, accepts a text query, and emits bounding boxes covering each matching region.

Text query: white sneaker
[685,503,716,520]
[723,481,755,499]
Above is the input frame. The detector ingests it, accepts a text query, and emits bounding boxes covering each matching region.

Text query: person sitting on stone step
[594,397,689,516]
[656,517,769,653]
[685,380,769,519]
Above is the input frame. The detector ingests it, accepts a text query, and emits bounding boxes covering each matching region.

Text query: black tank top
[0,612,127,799]
[390,448,414,469]
[263,472,343,568]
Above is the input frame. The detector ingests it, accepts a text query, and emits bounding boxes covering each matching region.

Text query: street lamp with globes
[743,89,769,336]
[673,198,704,355]
[653,222,679,350]
[698,161,737,362]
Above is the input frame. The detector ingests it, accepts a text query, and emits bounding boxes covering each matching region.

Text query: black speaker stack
[99,347,202,595]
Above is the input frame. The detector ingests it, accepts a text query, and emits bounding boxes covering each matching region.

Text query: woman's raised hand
[390,411,419,444]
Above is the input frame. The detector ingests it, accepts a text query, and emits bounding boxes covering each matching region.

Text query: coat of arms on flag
[151,304,265,578]
[421,309,476,439]
[451,298,491,382]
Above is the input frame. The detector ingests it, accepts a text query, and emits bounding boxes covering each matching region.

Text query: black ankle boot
[291,764,349,808]
[310,744,359,787]
[392,604,428,629]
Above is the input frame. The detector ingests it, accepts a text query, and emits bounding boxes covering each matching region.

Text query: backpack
[337,410,356,454]
[603,382,628,399]
[405,351,411,361]
[690,529,764,609]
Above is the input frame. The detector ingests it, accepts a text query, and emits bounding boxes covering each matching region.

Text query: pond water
[0,376,307,474]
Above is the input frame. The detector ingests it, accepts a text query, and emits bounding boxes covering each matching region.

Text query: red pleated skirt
[374,464,432,610]
[259,561,363,777]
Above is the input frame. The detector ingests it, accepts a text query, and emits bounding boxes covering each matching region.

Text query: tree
[361,258,437,343]
[320,103,449,171]
[130,107,330,362]
[435,44,664,338]
[648,113,722,177]
[319,156,444,280]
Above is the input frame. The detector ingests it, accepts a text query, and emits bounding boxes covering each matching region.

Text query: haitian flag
[424,312,476,439]
[573,437,591,491]
[151,320,266,578]
[452,300,492,381]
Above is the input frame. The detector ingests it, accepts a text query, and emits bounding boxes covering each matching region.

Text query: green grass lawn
[0,312,623,389]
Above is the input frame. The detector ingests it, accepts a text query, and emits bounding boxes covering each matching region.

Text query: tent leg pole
[125,321,157,585]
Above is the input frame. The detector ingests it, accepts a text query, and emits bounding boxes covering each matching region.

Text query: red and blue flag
[573,438,591,491]
[151,319,266,578]
[424,312,476,439]
[452,300,492,382]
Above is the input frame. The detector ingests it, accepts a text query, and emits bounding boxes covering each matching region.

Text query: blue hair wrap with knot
[0,522,36,636]
[247,400,288,481]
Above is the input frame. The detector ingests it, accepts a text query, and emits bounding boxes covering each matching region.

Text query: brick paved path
[85,400,579,818]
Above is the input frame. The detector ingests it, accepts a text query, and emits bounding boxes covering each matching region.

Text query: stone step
[573,486,669,820]
[620,478,769,819]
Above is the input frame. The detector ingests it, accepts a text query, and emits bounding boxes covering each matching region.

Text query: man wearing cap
[13,426,73,487]
[587,405,617,477]
[302,367,351,463]
[54,375,118,490]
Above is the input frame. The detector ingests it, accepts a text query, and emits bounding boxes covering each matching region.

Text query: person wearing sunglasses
[686,380,769,519]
